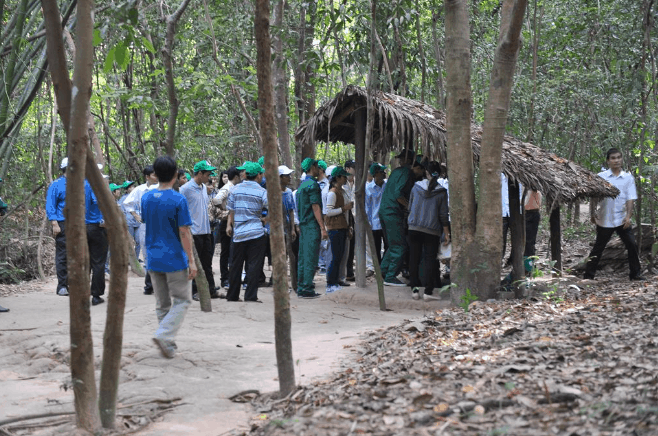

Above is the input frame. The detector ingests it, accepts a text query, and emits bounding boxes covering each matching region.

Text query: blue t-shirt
[141,189,193,273]
[84,180,103,224]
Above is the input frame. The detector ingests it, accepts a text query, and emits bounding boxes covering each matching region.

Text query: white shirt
[326,189,351,222]
[595,169,637,228]
[122,182,159,216]
[501,173,523,217]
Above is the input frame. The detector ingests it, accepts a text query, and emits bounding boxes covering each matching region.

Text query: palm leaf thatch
[296,85,619,204]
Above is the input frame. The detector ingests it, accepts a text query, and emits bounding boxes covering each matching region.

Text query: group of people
[34,146,645,357]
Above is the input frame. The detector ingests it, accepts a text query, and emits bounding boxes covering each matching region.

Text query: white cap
[278,165,294,176]
[60,157,69,169]
[97,163,104,170]
[326,165,337,177]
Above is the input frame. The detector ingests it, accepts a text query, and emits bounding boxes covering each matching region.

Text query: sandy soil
[0,267,448,435]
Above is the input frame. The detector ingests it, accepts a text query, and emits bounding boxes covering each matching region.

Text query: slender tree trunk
[431,10,445,110]
[414,0,427,103]
[255,0,295,397]
[525,0,542,142]
[444,0,478,304]
[162,0,193,156]
[272,0,292,167]
[474,0,528,300]
[0,0,28,135]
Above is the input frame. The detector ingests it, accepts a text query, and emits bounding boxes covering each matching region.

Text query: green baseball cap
[109,183,122,192]
[331,166,350,178]
[193,160,217,173]
[369,162,387,176]
[185,172,192,180]
[244,161,264,177]
[301,158,318,172]
[318,160,328,171]
[236,161,250,171]
[122,180,136,189]
[258,156,265,166]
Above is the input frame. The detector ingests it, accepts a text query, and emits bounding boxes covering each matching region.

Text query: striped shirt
[365,180,386,230]
[179,179,211,235]
[227,180,268,243]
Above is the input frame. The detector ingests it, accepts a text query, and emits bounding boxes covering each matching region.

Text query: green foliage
[0,261,25,284]
[458,289,479,313]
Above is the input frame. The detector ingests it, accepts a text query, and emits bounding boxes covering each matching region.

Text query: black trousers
[218,221,231,283]
[87,223,108,298]
[55,220,68,292]
[346,232,355,277]
[372,229,387,264]
[584,225,641,279]
[408,230,440,293]
[524,210,541,257]
[227,235,266,301]
[192,233,216,295]
[502,216,510,259]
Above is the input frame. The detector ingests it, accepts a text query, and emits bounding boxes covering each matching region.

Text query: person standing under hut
[141,156,197,359]
[296,158,328,298]
[46,158,70,296]
[584,148,644,281]
[324,166,353,294]
[180,160,221,300]
[365,162,388,268]
[407,161,450,301]
[226,162,268,302]
[378,149,423,287]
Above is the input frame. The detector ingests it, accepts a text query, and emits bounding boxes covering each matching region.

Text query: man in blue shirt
[180,160,220,300]
[141,156,197,358]
[85,174,109,306]
[226,161,268,302]
[46,158,69,296]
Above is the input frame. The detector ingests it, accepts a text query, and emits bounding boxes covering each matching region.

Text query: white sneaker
[412,287,420,300]
[326,285,341,294]
[423,293,440,301]
[57,288,69,296]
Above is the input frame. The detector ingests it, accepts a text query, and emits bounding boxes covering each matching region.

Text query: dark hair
[143,165,155,176]
[427,161,442,192]
[606,148,622,160]
[344,160,355,169]
[217,171,227,190]
[246,173,259,181]
[153,156,177,183]
[177,169,187,178]
[329,175,341,189]
[227,166,240,181]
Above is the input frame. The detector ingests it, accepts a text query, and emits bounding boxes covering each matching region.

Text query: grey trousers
[151,269,192,344]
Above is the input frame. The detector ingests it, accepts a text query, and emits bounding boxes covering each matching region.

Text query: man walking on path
[46,158,69,296]
[378,149,421,286]
[180,160,220,300]
[296,158,328,298]
[141,156,197,358]
[84,178,108,306]
[226,162,268,302]
[584,148,644,281]
[123,165,159,294]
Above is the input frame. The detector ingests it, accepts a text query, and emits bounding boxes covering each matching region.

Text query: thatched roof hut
[296,85,619,204]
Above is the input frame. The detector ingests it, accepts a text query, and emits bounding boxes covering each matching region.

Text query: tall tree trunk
[255,0,295,397]
[525,0,542,142]
[473,0,528,300]
[162,0,193,156]
[431,10,445,110]
[66,0,102,431]
[272,0,292,167]
[0,0,29,135]
[414,0,427,103]
[444,0,478,304]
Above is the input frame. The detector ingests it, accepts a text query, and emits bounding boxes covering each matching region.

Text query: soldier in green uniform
[295,158,328,298]
[378,149,425,286]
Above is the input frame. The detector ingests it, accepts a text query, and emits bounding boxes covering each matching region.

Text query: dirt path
[0,271,448,435]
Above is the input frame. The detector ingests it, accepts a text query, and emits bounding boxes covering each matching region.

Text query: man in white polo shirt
[584,148,643,281]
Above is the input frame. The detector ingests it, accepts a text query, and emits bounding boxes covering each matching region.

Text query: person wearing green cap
[316,160,330,273]
[180,160,220,300]
[324,166,353,293]
[378,150,424,286]
[226,161,268,302]
[295,158,327,298]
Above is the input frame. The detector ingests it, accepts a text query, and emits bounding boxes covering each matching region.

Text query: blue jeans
[327,229,347,286]
[127,225,140,258]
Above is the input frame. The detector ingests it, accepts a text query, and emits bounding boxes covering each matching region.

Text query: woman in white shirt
[324,166,353,294]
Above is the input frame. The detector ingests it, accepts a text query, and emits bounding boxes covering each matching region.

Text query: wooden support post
[549,203,562,275]
[354,108,367,288]
[508,179,525,296]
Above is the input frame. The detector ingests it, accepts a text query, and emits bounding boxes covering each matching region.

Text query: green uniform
[378,166,412,281]
[296,176,322,295]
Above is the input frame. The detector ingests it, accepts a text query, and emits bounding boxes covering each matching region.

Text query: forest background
[0,0,657,283]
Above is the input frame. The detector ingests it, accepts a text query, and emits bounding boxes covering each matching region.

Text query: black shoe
[245,298,263,303]
[0,305,9,313]
[401,269,410,279]
[210,292,223,299]
[298,292,321,299]
[221,280,229,289]
[192,293,199,301]
[630,275,646,281]
[346,275,355,282]
[144,289,154,295]
[92,296,105,306]
[338,281,351,287]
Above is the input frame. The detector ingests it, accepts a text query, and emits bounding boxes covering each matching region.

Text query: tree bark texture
[66,0,102,431]
[354,108,367,288]
[272,0,293,167]
[549,204,562,274]
[162,0,193,157]
[475,0,527,299]
[255,0,296,397]
[444,0,479,305]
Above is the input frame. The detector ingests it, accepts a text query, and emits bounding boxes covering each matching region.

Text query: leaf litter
[248,278,658,435]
